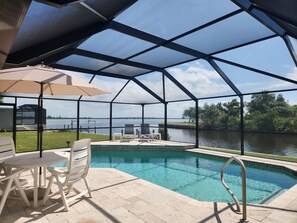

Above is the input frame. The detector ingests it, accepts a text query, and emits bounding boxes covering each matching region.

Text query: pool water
[90,150,297,204]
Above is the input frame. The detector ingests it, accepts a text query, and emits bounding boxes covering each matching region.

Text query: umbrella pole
[39,83,44,158]
[39,83,43,157]
[38,83,44,189]
[37,97,40,153]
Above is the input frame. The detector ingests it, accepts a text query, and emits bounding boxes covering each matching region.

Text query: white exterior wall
[0,108,13,131]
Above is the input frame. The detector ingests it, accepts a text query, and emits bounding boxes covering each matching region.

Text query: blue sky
[4,36,297,118]
[3,0,297,118]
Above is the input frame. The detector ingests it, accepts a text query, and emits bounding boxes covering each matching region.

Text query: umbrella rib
[43,73,66,83]
[48,84,54,95]
[3,80,21,92]
[77,86,91,96]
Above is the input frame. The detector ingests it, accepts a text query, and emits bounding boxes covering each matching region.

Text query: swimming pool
[90,150,297,204]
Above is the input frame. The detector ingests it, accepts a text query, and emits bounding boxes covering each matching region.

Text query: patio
[1,0,297,222]
[0,151,297,223]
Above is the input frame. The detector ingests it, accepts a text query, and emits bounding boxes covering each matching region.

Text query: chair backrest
[65,139,91,185]
[124,124,134,135]
[141,123,150,135]
[0,136,15,162]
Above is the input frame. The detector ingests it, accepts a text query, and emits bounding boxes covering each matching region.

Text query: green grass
[245,151,297,163]
[200,146,297,163]
[0,131,109,153]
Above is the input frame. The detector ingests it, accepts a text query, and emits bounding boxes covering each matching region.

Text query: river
[46,119,297,157]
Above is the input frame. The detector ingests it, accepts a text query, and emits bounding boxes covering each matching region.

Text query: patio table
[3,151,68,208]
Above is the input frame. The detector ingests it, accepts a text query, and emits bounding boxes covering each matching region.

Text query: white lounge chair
[139,123,152,141]
[43,139,92,211]
[140,124,161,141]
[122,124,137,141]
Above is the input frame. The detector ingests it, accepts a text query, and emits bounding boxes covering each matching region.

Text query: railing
[220,156,247,220]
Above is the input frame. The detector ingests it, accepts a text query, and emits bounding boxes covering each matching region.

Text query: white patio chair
[0,136,33,181]
[0,168,30,215]
[43,139,92,211]
[0,136,16,176]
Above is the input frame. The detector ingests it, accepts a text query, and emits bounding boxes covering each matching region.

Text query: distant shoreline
[47,117,185,120]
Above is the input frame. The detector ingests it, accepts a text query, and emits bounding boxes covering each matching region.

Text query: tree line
[182,92,297,133]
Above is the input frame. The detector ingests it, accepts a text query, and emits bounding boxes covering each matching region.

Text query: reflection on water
[244,133,297,157]
[168,129,297,157]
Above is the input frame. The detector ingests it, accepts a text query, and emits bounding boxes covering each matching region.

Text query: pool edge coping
[187,148,297,173]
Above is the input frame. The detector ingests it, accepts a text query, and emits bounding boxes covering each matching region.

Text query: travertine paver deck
[1,167,297,223]
[92,140,195,148]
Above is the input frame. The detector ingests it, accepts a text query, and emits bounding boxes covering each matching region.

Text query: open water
[46,119,297,157]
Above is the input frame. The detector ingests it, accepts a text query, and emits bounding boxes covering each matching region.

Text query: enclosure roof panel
[114,0,240,40]
[3,0,297,103]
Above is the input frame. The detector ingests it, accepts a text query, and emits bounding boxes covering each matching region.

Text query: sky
[3,38,297,118]
[2,0,297,118]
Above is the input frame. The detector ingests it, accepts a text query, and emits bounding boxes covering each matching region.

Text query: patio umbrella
[0,64,109,157]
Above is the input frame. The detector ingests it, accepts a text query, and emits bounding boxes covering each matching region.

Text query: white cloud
[114,81,159,103]
[166,61,233,99]
[261,67,297,91]
[12,62,297,118]
[286,67,297,80]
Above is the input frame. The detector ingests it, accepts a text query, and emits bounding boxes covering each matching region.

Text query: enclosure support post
[13,98,17,148]
[162,72,168,141]
[109,102,113,140]
[37,83,44,158]
[164,102,168,141]
[283,35,297,67]
[240,95,244,155]
[76,100,80,140]
[195,100,199,148]
[141,104,145,126]
[37,96,40,152]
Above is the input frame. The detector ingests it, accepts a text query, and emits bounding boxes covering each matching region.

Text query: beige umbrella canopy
[0,65,108,96]
[0,64,109,157]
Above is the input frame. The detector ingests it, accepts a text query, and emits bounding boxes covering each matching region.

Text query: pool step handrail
[220,156,247,220]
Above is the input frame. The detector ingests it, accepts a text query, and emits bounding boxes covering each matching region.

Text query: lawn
[0,131,109,153]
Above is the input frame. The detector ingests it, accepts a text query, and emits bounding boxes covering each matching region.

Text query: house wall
[0,0,31,69]
[0,108,13,131]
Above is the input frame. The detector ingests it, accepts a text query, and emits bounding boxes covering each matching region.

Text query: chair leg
[30,169,34,176]
[3,167,8,176]
[43,175,54,205]
[83,177,92,198]
[56,177,69,211]
[0,178,14,215]
[14,178,30,207]
[43,167,47,186]
[67,184,73,194]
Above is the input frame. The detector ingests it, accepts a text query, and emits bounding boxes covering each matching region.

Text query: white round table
[3,151,68,208]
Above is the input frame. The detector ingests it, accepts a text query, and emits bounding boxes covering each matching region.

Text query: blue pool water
[90,150,297,204]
